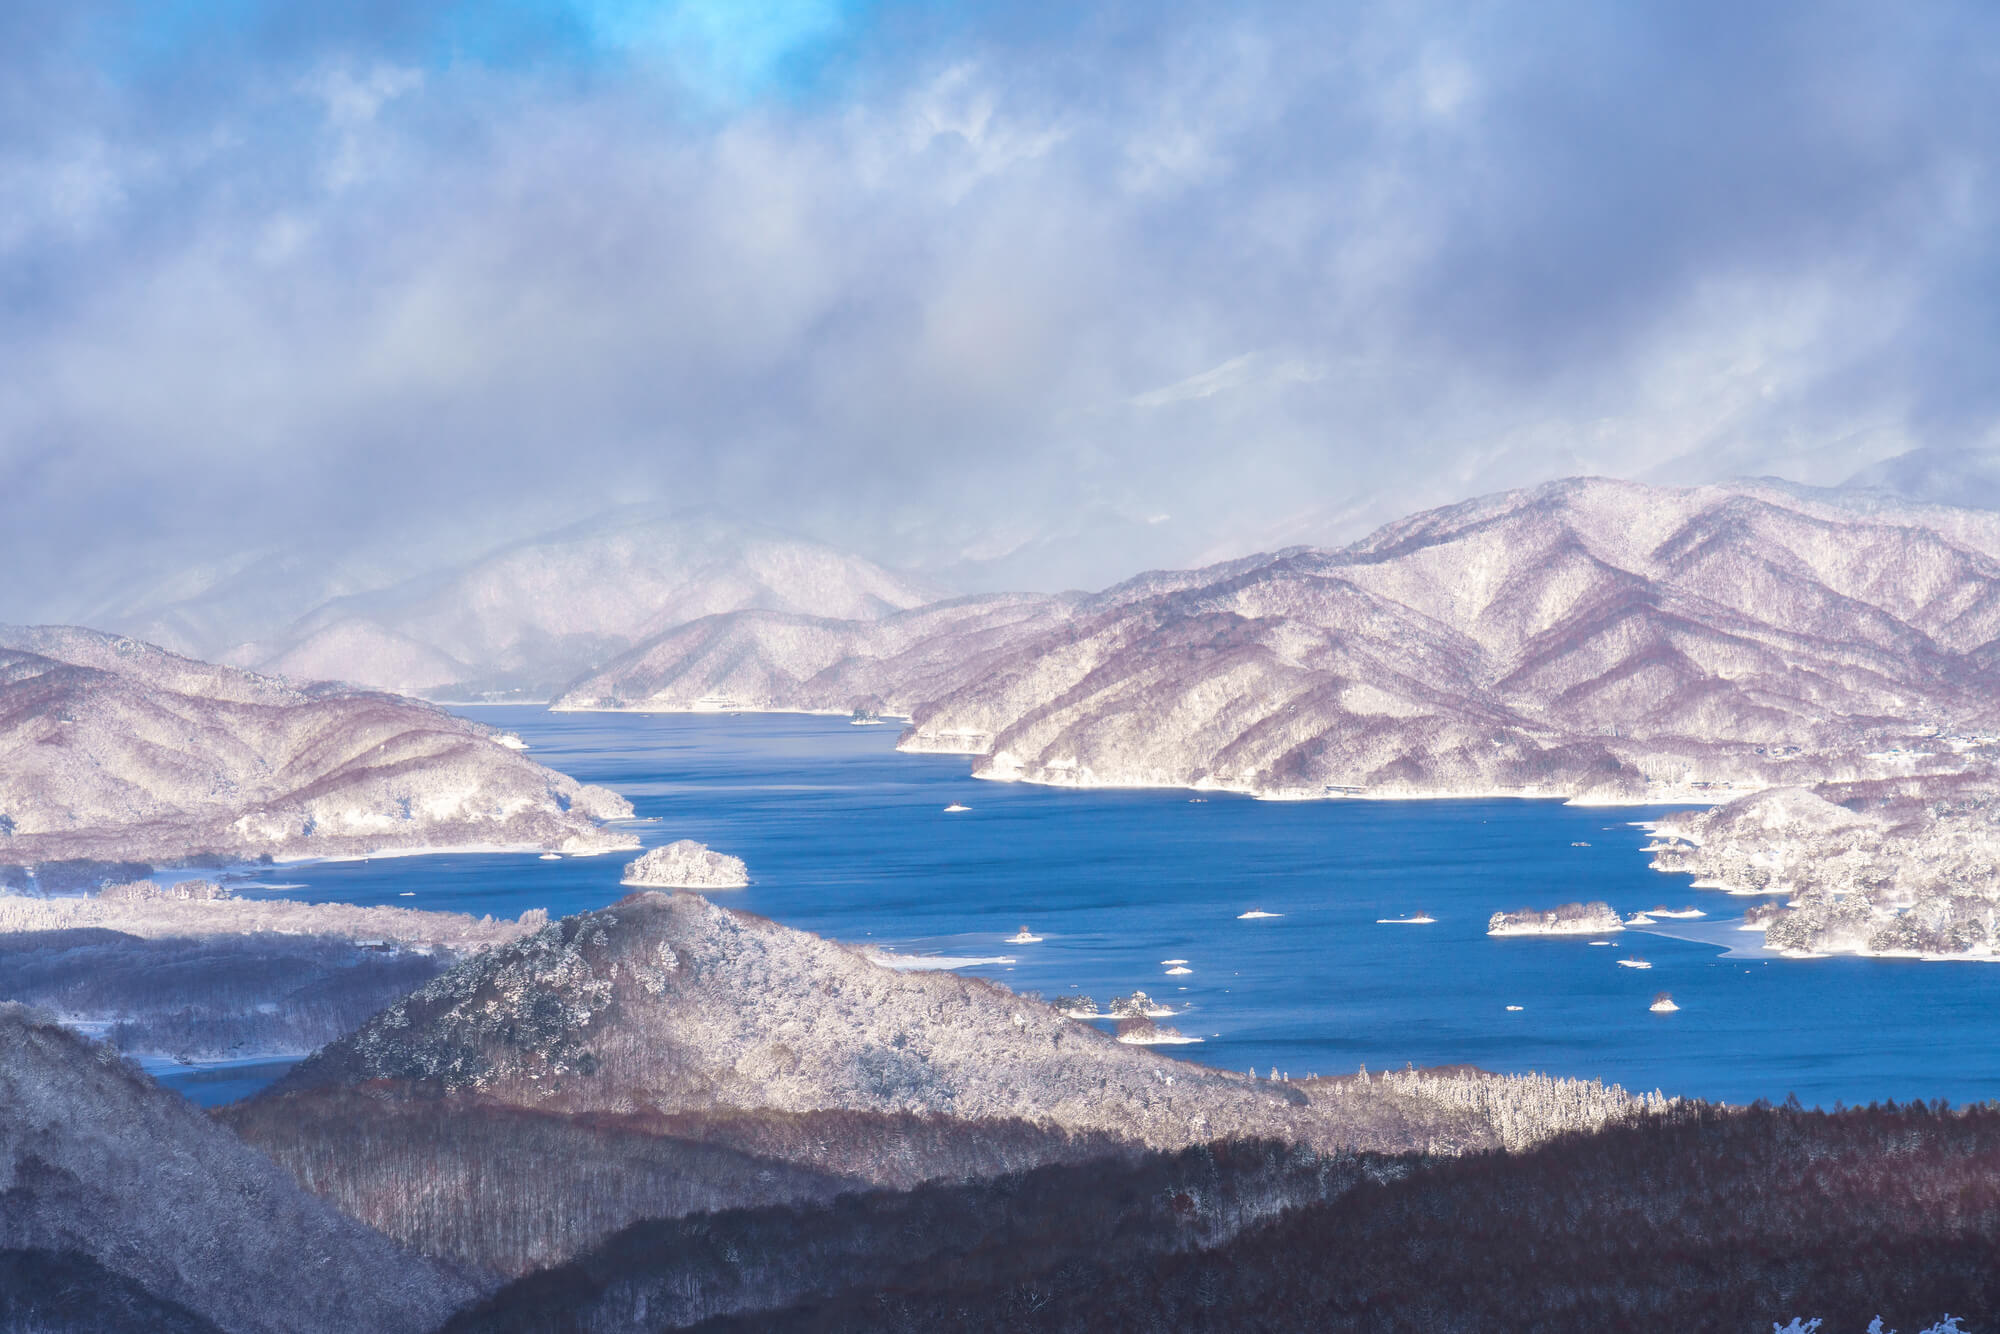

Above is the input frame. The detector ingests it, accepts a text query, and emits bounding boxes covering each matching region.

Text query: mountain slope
[0,625,636,864]
[557,478,2000,802]
[236,893,1658,1274]
[0,1004,471,1333]
[271,891,1648,1149]
[552,593,1078,715]
[91,510,947,699]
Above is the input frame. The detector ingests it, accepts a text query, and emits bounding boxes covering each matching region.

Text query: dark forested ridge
[222,1091,1132,1278]
[443,1139,1383,1332]
[490,1101,1990,1334]
[0,1248,224,1334]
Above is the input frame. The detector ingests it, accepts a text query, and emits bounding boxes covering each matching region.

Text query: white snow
[621,840,750,889]
[869,952,1017,971]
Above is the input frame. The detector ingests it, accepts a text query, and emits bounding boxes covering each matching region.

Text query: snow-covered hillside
[0,1004,470,1332]
[1650,776,2000,959]
[554,478,2000,804]
[0,626,636,865]
[276,891,1661,1154]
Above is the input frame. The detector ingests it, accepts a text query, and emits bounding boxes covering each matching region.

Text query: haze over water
[251,710,2000,1109]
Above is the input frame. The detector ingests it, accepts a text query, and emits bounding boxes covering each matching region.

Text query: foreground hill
[556,478,2000,803]
[0,626,636,865]
[89,510,943,700]
[491,1100,1991,1334]
[0,1004,470,1333]
[235,892,1657,1275]
[269,892,1651,1149]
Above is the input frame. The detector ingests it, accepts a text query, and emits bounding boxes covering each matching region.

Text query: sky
[6,0,2000,612]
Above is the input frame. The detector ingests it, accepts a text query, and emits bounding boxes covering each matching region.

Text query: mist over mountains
[62,508,942,701]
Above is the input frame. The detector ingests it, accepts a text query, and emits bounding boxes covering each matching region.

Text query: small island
[1487,901,1624,936]
[621,839,750,890]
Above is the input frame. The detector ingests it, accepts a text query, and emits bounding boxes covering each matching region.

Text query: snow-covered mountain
[81,508,945,700]
[0,626,636,866]
[552,592,1081,716]
[554,477,2000,803]
[0,1004,471,1333]
[240,892,1659,1275]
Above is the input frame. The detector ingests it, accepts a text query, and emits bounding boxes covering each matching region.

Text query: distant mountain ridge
[78,508,945,700]
[554,477,2000,803]
[0,625,636,865]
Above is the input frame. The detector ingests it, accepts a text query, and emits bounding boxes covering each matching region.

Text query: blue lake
[208,708,2000,1109]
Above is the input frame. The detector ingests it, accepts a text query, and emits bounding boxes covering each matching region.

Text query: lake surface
[202,708,2000,1109]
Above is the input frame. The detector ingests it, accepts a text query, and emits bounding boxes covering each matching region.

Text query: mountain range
[72,509,943,700]
[554,477,2000,803]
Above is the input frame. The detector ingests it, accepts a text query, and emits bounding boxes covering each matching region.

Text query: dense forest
[223,1093,1135,1277]
[447,1101,2000,1333]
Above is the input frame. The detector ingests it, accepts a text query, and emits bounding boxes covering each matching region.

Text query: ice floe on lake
[869,952,1017,971]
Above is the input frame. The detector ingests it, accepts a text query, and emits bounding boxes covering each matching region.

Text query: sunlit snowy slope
[0,626,636,865]
[556,477,2000,803]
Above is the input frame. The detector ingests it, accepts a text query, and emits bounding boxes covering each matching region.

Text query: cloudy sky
[6,0,1998,608]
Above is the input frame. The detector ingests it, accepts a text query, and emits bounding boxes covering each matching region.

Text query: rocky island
[621,839,750,888]
[1487,902,1625,936]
